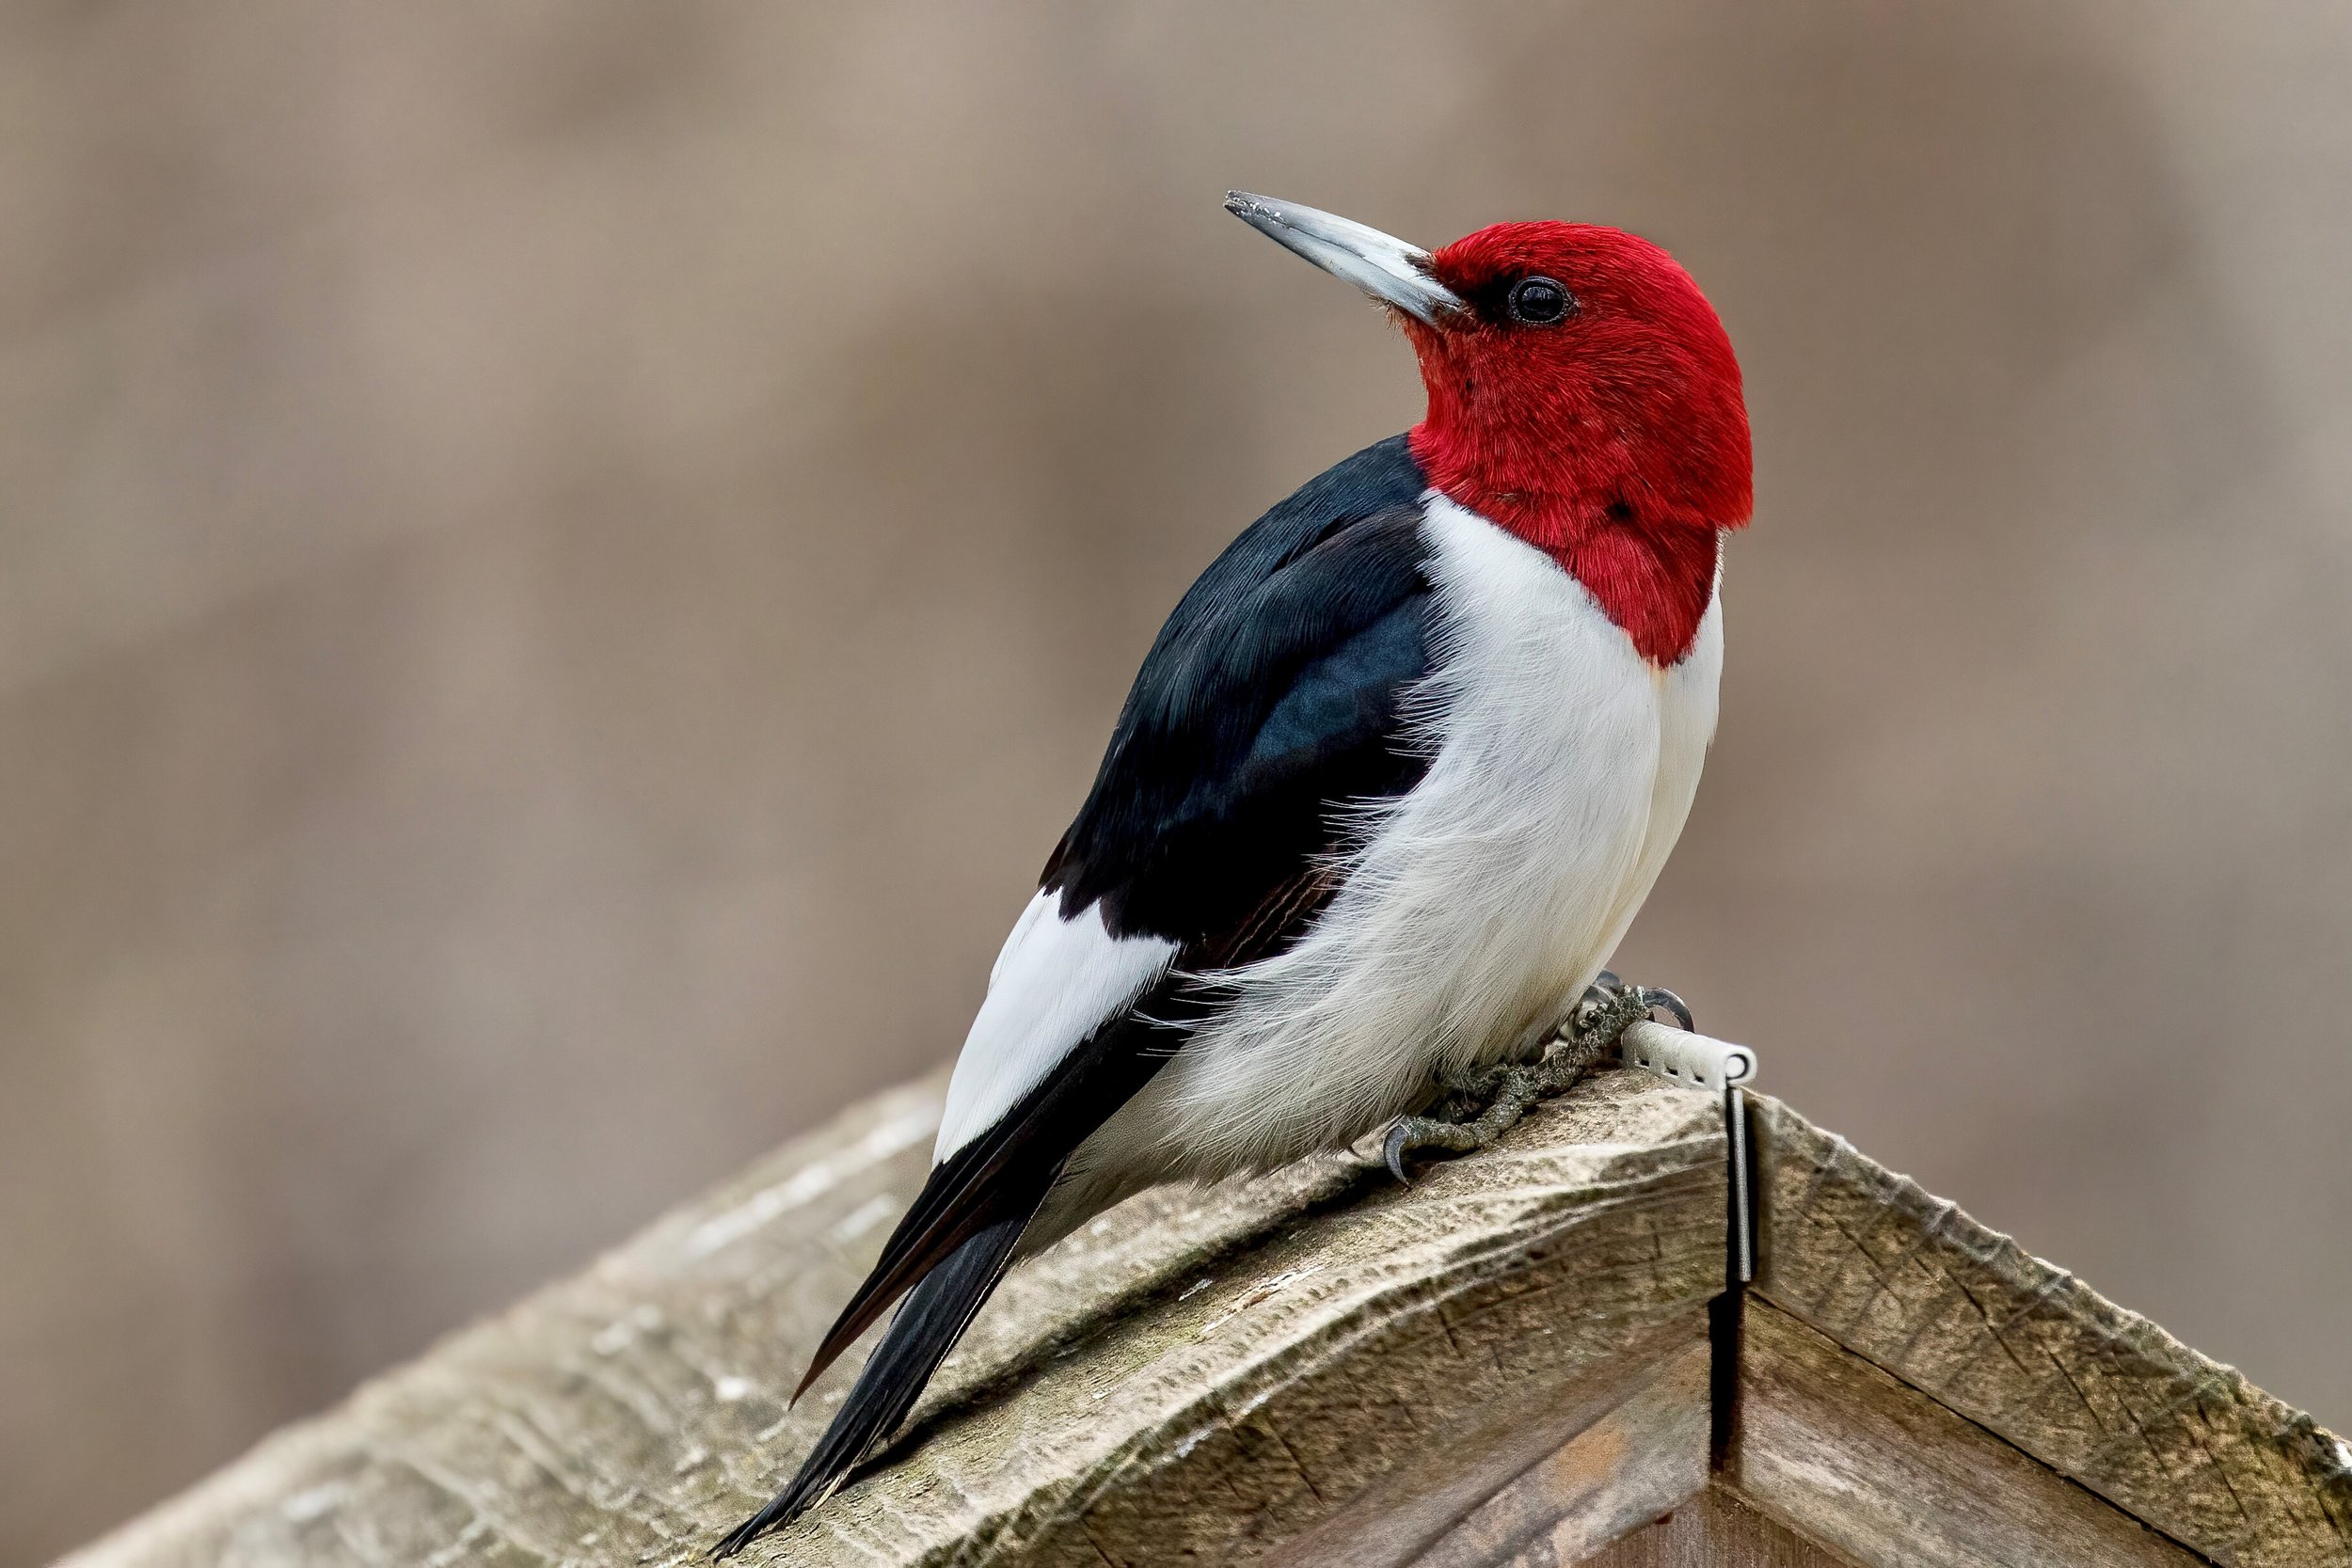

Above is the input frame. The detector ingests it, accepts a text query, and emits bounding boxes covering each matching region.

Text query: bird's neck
[1408,415,1732,668]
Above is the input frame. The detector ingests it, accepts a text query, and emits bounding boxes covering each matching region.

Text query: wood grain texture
[1751,1094,2352,1568]
[61,1069,1727,1568]
[1408,1340,1710,1568]
[1736,1300,2208,1567]
[59,1069,2352,1568]
[1269,1323,1709,1568]
[1573,1484,1857,1568]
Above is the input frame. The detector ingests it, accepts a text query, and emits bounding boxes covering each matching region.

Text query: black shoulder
[1044,435,1435,947]
[1142,432,1427,652]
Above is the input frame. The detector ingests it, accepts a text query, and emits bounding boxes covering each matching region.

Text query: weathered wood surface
[1735,1299,2204,1567]
[59,1066,2352,1568]
[1751,1095,2352,1568]
[1408,1340,1711,1568]
[1576,1484,1854,1568]
[63,1069,1727,1568]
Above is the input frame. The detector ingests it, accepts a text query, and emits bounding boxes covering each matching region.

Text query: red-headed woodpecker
[715,193,1752,1555]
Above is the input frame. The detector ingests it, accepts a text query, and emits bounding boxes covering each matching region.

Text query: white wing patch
[934,892,1177,1162]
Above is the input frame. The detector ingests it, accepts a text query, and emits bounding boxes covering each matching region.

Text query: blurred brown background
[3,1,2347,1560]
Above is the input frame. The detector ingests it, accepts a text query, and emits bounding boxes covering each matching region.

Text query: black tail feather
[787,1139,1025,1403]
[712,1213,1029,1558]
[788,1006,1188,1406]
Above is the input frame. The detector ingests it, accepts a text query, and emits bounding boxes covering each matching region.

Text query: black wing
[1045,434,1438,944]
[716,436,1435,1555]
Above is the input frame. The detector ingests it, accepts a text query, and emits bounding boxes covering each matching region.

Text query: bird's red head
[1229,198,1751,665]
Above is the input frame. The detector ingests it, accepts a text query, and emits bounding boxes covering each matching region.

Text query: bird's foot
[1568,968,1693,1042]
[1380,973,1693,1184]
[1379,1050,1597,1184]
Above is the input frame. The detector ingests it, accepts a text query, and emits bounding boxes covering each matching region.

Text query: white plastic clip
[1617,1020,1757,1095]
[1617,1018,1761,1284]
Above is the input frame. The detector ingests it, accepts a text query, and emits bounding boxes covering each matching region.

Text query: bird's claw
[1639,984,1693,1033]
[1381,1109,1509,1183]
[1380,974,1695,1184]
[1569,971,1693,1040]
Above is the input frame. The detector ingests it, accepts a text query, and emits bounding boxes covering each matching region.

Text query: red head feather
[1406,223,1751,666]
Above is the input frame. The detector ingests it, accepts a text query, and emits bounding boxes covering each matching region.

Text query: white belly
[1064,494,1723,1199]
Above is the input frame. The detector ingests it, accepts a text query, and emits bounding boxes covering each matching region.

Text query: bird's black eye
[1506,276,1573,325]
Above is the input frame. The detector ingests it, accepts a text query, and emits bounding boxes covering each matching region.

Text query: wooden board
[1750,1095,2352,1568]
[56,1066,2352,1568]
[1735,1300,2209,1567]
[1576,1483,1859,1568]
[1403,1339,1712,1568]
[61,1069,1728,1568]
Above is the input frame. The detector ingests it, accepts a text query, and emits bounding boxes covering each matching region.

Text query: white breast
[1070,493,1724,1192]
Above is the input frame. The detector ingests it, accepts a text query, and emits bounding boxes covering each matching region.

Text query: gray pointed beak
[1225,191,1465,326]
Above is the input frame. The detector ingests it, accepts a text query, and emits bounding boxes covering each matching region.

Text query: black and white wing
[716,436,1435,1554]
